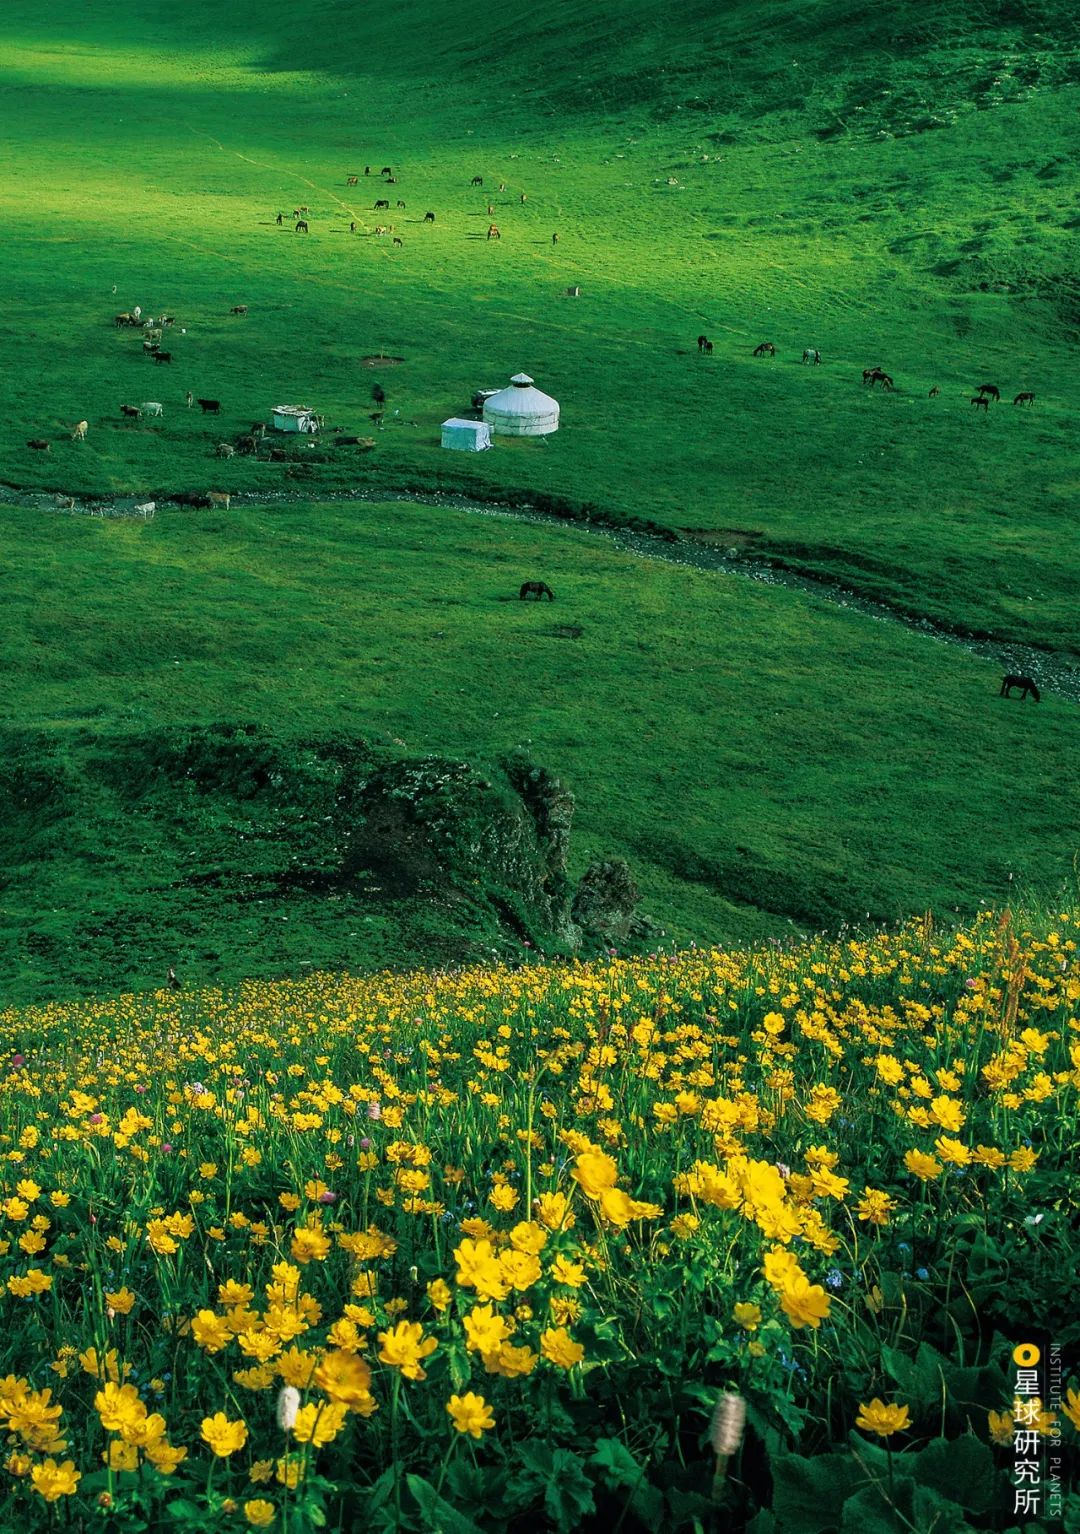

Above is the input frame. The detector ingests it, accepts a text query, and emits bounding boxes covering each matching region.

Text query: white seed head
[276,1385,300,1432]
[710,1392,746,1458]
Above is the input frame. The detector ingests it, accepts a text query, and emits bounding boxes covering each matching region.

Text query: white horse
[802,348,821,365]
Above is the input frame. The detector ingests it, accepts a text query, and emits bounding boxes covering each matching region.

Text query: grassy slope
[0,1,1077,647]
[0,0,1077,999]
[1,498,1076,1002]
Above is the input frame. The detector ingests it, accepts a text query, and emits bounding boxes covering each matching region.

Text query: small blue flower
[916,1267,930,1281]
[825,1268,845,1290]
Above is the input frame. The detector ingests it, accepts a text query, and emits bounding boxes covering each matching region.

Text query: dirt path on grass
[4,480,1078,704]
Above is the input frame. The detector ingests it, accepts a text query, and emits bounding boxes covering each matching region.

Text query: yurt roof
[484,373,559,416]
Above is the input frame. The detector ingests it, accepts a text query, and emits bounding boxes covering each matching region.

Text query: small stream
[4,481,1078,704]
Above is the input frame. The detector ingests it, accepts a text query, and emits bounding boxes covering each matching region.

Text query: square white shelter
[441,418,492,452]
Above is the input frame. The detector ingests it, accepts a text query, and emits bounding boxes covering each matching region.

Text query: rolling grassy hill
[0,0,1077,999]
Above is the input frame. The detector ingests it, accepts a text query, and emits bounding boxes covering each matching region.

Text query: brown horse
[487,224,501,240]
[753,343,776,357]
[970,395,989,411]
[976,384,1000,402]
[1013,392,1035,406]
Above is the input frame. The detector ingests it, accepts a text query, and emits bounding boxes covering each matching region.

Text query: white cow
[140,402,163,417]
[71,420,88,440]
[134,502,156,515]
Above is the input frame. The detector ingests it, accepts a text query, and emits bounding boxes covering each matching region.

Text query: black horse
[519,581,555,601]
[753,342,776,357]
[1000,674,1040,702]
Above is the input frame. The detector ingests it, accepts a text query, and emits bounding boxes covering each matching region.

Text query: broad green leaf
[914,1434,997,1515]
[406,1473,485,1534]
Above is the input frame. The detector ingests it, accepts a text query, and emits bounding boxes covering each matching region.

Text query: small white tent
[272,406,322,434]
[441,418,492,452]
[483,373,560,437]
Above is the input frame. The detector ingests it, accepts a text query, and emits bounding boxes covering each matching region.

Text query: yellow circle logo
[1013,1344,1041,1368]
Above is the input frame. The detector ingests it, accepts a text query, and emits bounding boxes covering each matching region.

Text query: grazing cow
[487,224,501,240]
[216,443,235,459]
[208,491,231,508]
[566,286,580,297]
[374,199,390,210]
[27,438,50,451]
[471,176,484,186]
[971,395,990,411]
[552,232,559,244]
[396,200,405,210]
[153,350,172,364]
[696,335,709,352]
[364,167,371,175]
[276,212,283,225]
[140,402,163,417]
[143,341,159,354]
[380,167,392,176]
[753,342,776,357]
[385,177,397,185]
[236,435,259,456]
[393,237,403,246]
[134,502,156,514]
[424,211,436,223]
[347,176,358,186]
[520,192,527,203]
[160,315,175,327]
[114,312,135,327]
[230,305,248,315]
[802,348,821,364]
[250,423,267,437]
[519,580,554,601]
[269,447,287,461]
[71,420,88,440]
[1014,391,1035,405]
[198,399,221,414]
[372,384,386,405]
[1000,674,1040,702]
[928,386,940,398]
[295,220,309,233]
[121,404,141,419]
[976,383,1000,401]
[488,203,495,216]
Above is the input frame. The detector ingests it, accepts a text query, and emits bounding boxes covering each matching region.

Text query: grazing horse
[753,342,776,357]
[393,236,403,246]
[230,305,248,315]
[347,176,358,186]
[1000,674,1040,702]
[487,224,501,240]
[862,366,884,384]
[27,438,50,451]
[697,335,709,351]
[471,176,484,186]
[198,399,221,414]
[152,350,172,364]
[802,348,821,365]
[976,384,1000,402]
[970,395,990,411]
[295,220,309,233]
[519,580,554,601]
[121,405,141,419]
[140,402,163,417]
[928,386,940,398]
[876,373,894,391]
[396,200,405,209]
[276,212,283,225]
[372,384,386,405]
[552,232,559,244]
[380,167,392,176]
[374,199,390,210]
[71,420,88,440]
[1014,392,1035,406]
[424,211,436,223]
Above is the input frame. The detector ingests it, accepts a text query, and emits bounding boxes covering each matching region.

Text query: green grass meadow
[0,0,1078,997]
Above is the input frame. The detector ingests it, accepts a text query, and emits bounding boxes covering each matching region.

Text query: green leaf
[514,1445,595,1533]
[914,1434,997,1515]
[838,1479,916,1534]
[166,1501,207,1526]
[746,1512,776,1534]
[772,1452,867,1533]
[911,1484,978,1534]
[406,1474,485,1534]
[589,1436,643,1489]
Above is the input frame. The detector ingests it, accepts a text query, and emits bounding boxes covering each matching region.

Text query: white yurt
[482,373,560,437]
[441,418,492,452]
